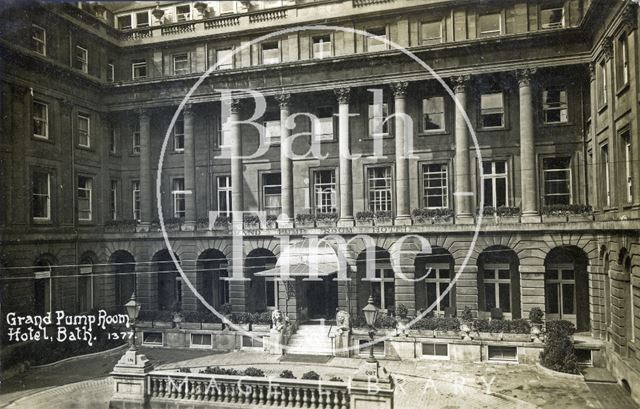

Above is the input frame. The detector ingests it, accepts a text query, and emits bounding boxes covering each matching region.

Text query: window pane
[423,97,445,131]
[426,282,437,307]
[439,282,450,308]
[562,283,575,314]
[313,35,332,58]
[483,178,494,207]
[495,178,507,207]
[546,283,559,314]
[499,283,511,312]
[485,284,496,310]
[216,49,233,70]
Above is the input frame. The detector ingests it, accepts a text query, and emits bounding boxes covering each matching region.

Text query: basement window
[190,333,212,348]
[488,345,517,361]
[242,335,264,349]
[359,339,384,356]
[142,331,163,346]
[422,342,448,358]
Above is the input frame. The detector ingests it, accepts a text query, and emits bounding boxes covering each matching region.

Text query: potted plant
[295,213,315,228]
[496,206,521,224]
[316,212,338,227]
[252,311,272,332]
[375,210,393,226]
[355,211,375,227]
[395,304,409,336]
[529,307,544,343]
[411,208,429,225]
[213,215,231,230]
[265,214,278,229]
[196,217,210,231]
[243,213,260,229]
[541,205,568,223]
[566,204,593,223]
[459,306,473,340]
[181,311,203,330]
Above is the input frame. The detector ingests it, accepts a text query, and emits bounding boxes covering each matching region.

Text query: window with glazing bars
[422,164,448,208]
[368,167,392,212]
[543,157,571,205]
[313,170,336,214]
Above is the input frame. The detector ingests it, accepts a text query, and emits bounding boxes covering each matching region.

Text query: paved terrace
[0,347,636,409]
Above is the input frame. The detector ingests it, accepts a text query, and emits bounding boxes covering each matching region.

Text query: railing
[353,0,394,7]
[161,22,196,36]
[249,9,287,23]
[148,371,350,408]
[120,27,153,41]
[204,16,241,29]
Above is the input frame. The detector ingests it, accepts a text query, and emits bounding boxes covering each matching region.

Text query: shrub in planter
[329,376,343,382]
[509,319,532,334]
[529,307,544,324]
[178,367,192,373]
[202,366,240,376]
[397,304,409,320]
[244,367,265,377]
[355,211,375,221]
[295,213,315,224]
[461,306,473,322]
[105,219,138,230]
[478,206,496,216]
[375,210,393,220]
[542,204,593,215]
[316,212,338,223]
[243,213,260,225]
[279,370,296,379]
[540,320,579,374]
[302,371,320,380]
[496,206,521,217]
[253,311,273,325]
[214,215,231,228]
[265,214,278,227]
[220,303,233,316]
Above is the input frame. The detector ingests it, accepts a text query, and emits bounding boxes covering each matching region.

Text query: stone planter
[136,321,153,329]
[375,218,393,226]
[499,216,521,224]
[202,322,224,330]
[479,215,498,224]
[253,324,271,332]
[542,214,567,223]
[411,217,430,225]
[244,222,260,230]
[433,217,453,224]
[153,321,174,329]
[180,322,202,330]
[355,219,374,227]
[477,332,503,341]
[105,225,136,233]
[435,330,460,338]
[567,214,593,223]
[265,221,278,229]
[296,221,315,229]
[316,220,337,228]
[502,333,531,342]
[213,223,231,231]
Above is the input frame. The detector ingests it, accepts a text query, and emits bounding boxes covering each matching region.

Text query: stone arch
[544,245,590,332]
[245,248,277,313]
[243,238,280,258]
[196,249,229,311]
[195,239,232,263]
[414,246,455,316]
[476,245,521,319]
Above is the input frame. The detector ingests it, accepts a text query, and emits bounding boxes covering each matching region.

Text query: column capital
[622,1,638,31]
[391,81,409,97]
[334,87,351,104]
[516,68,537,87]
[452,75,471,93]
[137,108,150,121]
[183,103,193,117]
[602,36,613,61]
[226,98,241,114]
[276,92,291,109]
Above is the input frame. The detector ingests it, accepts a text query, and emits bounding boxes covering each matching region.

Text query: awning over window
[254,239,339,278]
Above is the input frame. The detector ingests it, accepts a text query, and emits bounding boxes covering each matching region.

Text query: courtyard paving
[0,347,635,409]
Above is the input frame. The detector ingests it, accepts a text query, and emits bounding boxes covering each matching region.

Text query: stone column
[277,93,293,228]
[335,88,354,227]
[392,82,411,225]
[183,104,196,230]
[138,109,152,231]
[517,69,540,222]
[453,76,473,223]
[588,62,599,208]
[229,99,243,224]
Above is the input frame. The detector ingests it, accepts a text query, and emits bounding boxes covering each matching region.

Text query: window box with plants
[374,210,393,226]
[104,219,138,233]
[142,310,175,328]
[196,217,210,231]
[355,211,375,227]
[496,206,521,224]
[295,213,315,228]
[265,214,278,229]
[243,213,261,229]
[474,318,532,342]
[411,208,454,225]
[541,205,570,223]
[213,215,231,230]
[316,212,338,227]
[151,218,182,232]
[564,204,593,223]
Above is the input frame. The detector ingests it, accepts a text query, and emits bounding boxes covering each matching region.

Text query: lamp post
[362,295,379,363]
[125,292,142,351]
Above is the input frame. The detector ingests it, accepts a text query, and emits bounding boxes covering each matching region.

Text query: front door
[305,274,338,319]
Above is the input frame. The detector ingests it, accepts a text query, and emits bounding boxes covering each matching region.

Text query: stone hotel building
[0,0,639,401]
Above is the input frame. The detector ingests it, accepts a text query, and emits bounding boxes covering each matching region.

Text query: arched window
[545,247,589,331]
[415,249,455,315]
[477,247,521,319]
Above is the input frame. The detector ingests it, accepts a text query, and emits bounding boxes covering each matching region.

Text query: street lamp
[362,295,379,363]
[125,292,142,351]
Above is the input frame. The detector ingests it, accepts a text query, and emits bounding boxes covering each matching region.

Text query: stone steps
[287,324,333,356]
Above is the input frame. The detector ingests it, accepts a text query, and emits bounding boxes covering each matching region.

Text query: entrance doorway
[304,273,338,320]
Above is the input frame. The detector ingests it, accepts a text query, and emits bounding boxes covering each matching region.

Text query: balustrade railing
[249,9,287,23]
[148,371,350,409]
[161,22,196,36]
[204,16,241,29]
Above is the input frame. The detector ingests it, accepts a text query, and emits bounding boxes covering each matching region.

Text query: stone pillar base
[350,360,394,409]
[394,216,412,226]
[267,329,285,355]
[337,218,355,227]
[521,214,541,223]
[110,349,153,409]
[334,329,350,357]
[455,215,475,225]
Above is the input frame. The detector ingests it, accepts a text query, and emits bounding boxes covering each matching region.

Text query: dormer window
[176,5,191,22]
[478,11,502,37]
[262,42,280,65]
[540,5,564,29]
[366,27,387,52]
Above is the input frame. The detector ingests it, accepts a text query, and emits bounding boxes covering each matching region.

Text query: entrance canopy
[254,239,340,278]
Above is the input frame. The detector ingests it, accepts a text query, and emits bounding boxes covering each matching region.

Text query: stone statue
[271,310,288,333]
[336,309,350,332]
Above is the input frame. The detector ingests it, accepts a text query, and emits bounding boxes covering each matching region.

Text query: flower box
[253,324,271,332]
[542,214,567,223]
[375,218,393,226]
[316,220,336,228]
[434,330,460,339]
[202,322,224,331]
[265,221,278,229]
[433,217,453,224]
[568,214,593,223]
[136,321,153,329]
[355,219,374,227]
[244,222,260,230]
[501,333,531,342]
[296,220,315,228]
[477,332,503,341]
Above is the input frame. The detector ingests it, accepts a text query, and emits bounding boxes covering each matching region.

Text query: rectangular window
[262,173,282,217]
[545,265,576,320]
[75,46,88,73]
[368,166,393,212]
[173,53,189,75]
[173,115,184,152]
[598,60,607,107]
[424,264,451,313]
[219,1,235,14]
[601,144,611,207]
[176,5,191,21]
[117,15,132,30]
[480,92,504,128]
[142,331,163,346]
[617,35,629,88]
[366,27,387,52]
[190,333,212,348]
[543,157,572,206]
[481,160,508,208]
[262,42,280,64]
[33,100,48,139]
[422,164,448,208]
[217,176,232,216]
[216,48,233,70]
[172,178,186,218]
[32,24,46,56]
[359,339,384,356]
[423,96,445,131]
[483,265,511,313]
[107,63,114,82]
[543,87,568,123]
[136,11,149,28]
[132,60,147,79]
[132,122,141,154]
[422,342,448,357]
[110,180,118,221]
[622,130,633,203]
[78,176,92,221]
[368,100,389,136]
[312,34,332,59]
[313,169,337,214]
[132,180,140,221]
[266,275,278,309]
[478,12,501,37]
[77,113,90,148]
[540,6,564,29]
[32,171,50,220]
[314,106,334,140]
[109,127,117,154]
[421,21,442,45]
[488,346,517,361]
